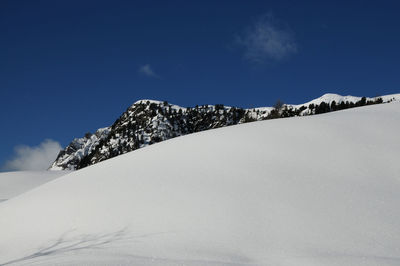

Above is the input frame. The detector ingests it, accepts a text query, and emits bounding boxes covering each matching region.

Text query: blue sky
[1,0,399,170]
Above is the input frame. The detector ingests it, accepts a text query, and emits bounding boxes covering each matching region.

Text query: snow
[380,93,400,102]
[1,102,400,265]
[51,93,400,171]
[49,127,110,170]
[297,93,363,106]
[133,99,185,111]
[0,171,70,201]
[290,93,400,109]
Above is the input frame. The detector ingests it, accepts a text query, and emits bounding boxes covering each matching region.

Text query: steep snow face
[1,102,400,265]
[0,171,70,201]
[49,127,110,170]
[50,93,400,170]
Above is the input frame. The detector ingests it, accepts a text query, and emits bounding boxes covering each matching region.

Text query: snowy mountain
[49,127,110,170]
[50,93,400,170]
[1,101,400,265]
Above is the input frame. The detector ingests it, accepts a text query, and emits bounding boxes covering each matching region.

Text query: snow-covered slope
[298,92,399,106]
[296,93,364,107]
[50,93,400,171]
[0,171,70,202]
[49,127,110,170]
[50,100,272,170]
[1,102,400,265]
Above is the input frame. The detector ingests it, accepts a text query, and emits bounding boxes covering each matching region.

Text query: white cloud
[3,139,62,171]
[138,64,160,78]
[236,14,297,63]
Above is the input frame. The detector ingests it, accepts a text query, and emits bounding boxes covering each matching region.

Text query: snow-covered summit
[291,93,399,108]
[301,93,363,106]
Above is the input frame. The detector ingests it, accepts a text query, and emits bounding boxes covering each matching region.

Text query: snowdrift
[1,102,400,265]
[0,171,69,202]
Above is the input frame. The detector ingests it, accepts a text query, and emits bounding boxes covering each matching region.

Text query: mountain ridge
[50,93,400,170]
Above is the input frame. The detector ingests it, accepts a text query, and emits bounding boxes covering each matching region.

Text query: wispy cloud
[2,139,62,171]
[138,64,160,78]
[235,14,297,63]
